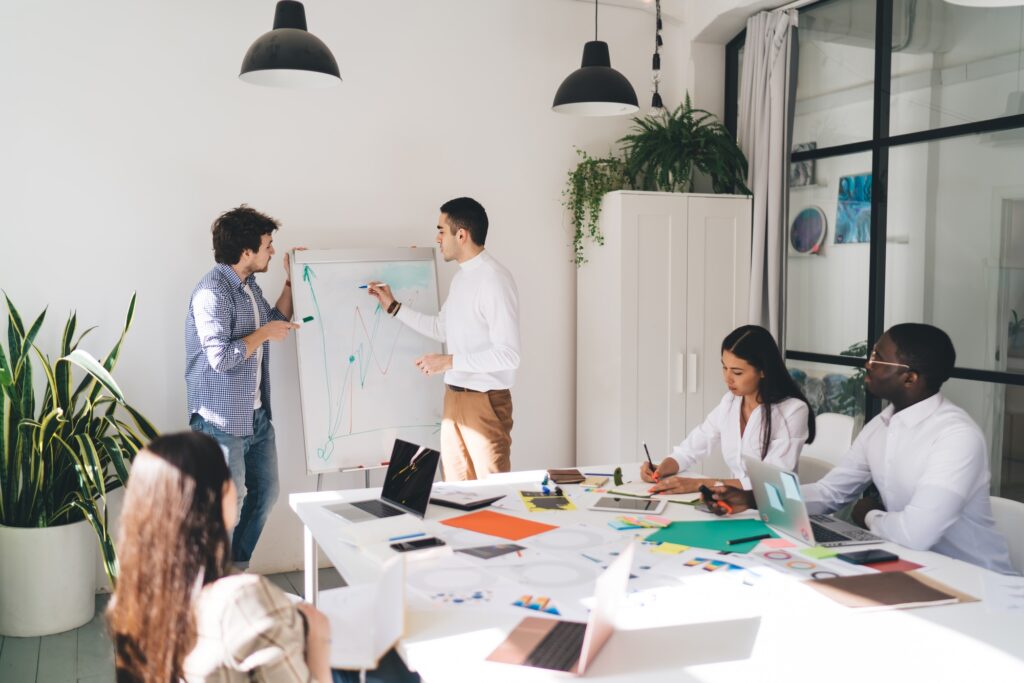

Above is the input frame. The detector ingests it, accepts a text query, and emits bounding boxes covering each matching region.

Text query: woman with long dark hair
[641,325,816,493]
[107,431,416,683]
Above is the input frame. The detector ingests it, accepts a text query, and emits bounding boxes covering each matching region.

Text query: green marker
[302,315,314,323]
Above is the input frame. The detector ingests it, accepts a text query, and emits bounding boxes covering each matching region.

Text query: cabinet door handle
[676,352,684,394]
[687,353,698,394]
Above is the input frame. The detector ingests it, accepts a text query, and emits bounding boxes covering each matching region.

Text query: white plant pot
[0,519,97,636]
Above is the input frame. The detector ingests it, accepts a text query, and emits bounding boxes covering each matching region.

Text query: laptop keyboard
[351,499,404,518]
[810,514,877,542]
[524,621,587,672]
[810,520,851,544]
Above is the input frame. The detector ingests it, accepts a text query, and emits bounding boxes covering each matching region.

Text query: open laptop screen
[380,439,440,518]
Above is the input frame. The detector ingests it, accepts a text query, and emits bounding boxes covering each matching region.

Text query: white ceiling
[567,0,689,24]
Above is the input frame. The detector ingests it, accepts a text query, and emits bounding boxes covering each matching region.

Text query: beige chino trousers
[440,385,513,480]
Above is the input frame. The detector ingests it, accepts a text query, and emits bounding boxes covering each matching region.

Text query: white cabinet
[576,191,752,474]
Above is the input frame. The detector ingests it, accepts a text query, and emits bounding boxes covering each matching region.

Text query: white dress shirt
[672,392,810,488]
[396,250,520,391]
[803,393,1014,574]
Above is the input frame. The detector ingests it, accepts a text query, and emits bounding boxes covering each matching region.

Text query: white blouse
[670,392,810,488]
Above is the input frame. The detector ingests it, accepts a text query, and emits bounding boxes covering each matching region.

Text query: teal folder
[645,519,778,553]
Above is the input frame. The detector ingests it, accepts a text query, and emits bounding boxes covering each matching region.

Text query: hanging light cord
[651,0,664,113]
[595,0,599,41]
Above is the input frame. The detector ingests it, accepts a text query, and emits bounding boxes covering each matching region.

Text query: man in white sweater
[367,197,520,480]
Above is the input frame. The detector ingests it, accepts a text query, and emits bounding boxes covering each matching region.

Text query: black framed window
[726,0,1024,501]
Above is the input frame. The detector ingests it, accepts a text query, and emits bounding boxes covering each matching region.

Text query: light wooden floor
[0,568,345,682]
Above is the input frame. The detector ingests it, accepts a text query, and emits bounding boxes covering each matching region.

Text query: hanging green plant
[562,94,750,267]
[562,149,629,266]
[620,94,750,194]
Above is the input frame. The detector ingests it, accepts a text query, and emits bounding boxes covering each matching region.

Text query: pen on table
[388,531,426,542]
[584,472,614,476]
[643,441,659,481]
[726,533,771,546]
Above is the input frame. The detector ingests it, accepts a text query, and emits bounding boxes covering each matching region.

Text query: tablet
[589,496,667,514]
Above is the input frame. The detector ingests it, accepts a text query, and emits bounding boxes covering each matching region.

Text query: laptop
[486,543,633,675]
[745,457,883,548]
[325,439,440,523]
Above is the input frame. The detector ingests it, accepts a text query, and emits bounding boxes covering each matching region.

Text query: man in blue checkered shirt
[185,205,300,568]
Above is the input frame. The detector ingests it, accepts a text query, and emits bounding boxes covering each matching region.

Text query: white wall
[0,0,689,578]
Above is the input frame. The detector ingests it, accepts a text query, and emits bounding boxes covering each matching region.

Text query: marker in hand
[643,442,659,482]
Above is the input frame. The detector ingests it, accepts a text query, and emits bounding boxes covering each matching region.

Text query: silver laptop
[745,457,883,547]
[325,439,440,523]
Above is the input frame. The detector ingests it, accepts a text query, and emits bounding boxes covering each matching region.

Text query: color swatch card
[440,509,558,541]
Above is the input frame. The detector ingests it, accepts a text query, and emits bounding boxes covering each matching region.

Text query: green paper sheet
[645,519,778,554]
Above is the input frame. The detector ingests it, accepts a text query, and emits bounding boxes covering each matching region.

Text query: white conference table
[290,465,1024,681]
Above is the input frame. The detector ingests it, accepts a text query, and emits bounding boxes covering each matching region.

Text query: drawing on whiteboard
[292,249,444,474]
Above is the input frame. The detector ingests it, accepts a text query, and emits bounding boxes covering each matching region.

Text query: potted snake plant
[0,293,157,636]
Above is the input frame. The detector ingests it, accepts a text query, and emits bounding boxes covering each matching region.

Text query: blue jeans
[190,408,280,566]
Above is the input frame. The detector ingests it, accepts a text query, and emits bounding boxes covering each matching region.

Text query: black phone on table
[390,537,446,552]
[836,548,899,565]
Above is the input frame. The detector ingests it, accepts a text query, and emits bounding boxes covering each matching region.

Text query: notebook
[806,571,975,610]
[547,468,586,484]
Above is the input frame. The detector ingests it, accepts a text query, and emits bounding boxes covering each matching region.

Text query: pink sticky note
[759,538,795,549]
[643,515,671,526]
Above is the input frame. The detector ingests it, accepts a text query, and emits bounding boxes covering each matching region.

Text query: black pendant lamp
[552,0,638,116]
[240,1,341,88]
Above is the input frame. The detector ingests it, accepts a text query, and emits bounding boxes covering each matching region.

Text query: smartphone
[836,548,899,565]
[390,537,446,552]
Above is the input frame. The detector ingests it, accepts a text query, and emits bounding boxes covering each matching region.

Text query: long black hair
[722,325,816,458]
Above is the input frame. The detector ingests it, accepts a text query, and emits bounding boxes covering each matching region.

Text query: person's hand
[262,320,300,342]
[852,496,884,528]
[711,485,756,514]
[295,602,332,683]
[284,247,308,282]
[367,281,396,310]
[640,456,679,483]
[649,475,701,495]
[415,353,453,375]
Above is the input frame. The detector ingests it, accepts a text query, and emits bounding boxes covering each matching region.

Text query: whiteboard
[290,248,444,474]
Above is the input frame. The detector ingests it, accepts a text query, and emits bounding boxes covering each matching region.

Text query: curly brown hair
[107,432,233,682]
[211,205,279,265]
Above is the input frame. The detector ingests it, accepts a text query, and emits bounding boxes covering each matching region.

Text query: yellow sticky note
[652,542,689,555]
[800,546,838,560]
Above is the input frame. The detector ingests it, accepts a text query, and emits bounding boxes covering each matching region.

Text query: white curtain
[737,9,798,344]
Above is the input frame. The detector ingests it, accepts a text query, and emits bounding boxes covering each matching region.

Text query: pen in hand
[643,442,659,481]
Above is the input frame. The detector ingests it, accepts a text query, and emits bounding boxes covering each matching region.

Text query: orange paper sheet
[440,510,558,541]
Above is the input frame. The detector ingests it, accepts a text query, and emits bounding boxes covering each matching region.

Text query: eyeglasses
[866,350,912,371]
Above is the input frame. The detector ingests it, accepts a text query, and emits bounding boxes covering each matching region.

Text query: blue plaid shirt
[185,264,288,436]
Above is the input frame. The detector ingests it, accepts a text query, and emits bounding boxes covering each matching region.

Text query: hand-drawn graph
[291,248,443,474]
